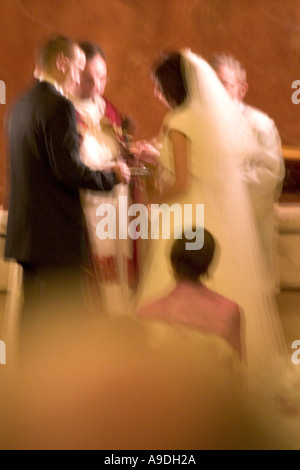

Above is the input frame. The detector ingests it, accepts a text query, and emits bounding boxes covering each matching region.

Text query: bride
[136,49,299,414]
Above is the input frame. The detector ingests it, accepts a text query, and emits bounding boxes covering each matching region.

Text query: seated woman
[138,229,243,358]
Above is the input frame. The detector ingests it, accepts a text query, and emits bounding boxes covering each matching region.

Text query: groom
[5,36,130,327]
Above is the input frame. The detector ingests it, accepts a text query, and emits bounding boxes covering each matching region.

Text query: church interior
[1,0,300,450]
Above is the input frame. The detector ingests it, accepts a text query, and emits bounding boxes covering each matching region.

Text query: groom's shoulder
[29,82,75,120]
[34,81,70,106]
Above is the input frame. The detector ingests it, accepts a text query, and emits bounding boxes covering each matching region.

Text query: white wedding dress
[137,52,300,446]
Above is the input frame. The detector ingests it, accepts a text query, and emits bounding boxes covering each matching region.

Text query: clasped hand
[112,160,131,184]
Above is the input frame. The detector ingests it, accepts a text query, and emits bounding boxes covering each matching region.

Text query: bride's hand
[131,140,160,158]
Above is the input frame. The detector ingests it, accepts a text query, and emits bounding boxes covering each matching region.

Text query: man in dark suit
[5,36,130,330]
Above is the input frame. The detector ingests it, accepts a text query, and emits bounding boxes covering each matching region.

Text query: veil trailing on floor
[181,50,290,393]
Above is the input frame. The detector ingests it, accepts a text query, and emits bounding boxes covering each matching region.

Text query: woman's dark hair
[153,51,187,107]
[170,229,216,282]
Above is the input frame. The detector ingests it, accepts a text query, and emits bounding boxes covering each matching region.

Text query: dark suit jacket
[5,81,117,267]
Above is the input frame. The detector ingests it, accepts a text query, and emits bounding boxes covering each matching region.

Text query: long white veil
[181,50,289,392]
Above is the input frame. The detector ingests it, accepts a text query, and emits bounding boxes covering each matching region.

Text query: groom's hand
[113,161,131,184]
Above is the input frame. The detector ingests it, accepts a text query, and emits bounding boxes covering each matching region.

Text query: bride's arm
[151,129,189,204]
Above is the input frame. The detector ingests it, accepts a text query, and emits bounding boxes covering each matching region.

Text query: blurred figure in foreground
[0,313,292,450]
[211,54,285,293]
[138,229,243,358]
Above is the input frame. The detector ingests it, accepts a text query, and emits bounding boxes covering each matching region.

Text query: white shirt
[38,73,65,97]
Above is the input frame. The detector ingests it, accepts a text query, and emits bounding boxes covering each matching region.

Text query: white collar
[70,94,106,116]
[39,73,65,96]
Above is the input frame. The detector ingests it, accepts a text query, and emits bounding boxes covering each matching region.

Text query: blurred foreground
[0,307,293,450]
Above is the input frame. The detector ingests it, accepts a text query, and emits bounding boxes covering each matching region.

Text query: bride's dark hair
[152,51,187,108]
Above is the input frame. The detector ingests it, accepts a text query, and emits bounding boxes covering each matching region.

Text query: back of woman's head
[170,229,216,282]
[153,51,187,108]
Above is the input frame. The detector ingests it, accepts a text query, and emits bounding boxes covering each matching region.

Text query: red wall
[1,0,300,205]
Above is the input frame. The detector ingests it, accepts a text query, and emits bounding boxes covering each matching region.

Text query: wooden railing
[282,146,300,161]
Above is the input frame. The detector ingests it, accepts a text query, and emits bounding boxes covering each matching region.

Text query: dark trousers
[19,263,87,349]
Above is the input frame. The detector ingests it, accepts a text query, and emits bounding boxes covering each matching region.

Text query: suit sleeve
[44,98,117,191]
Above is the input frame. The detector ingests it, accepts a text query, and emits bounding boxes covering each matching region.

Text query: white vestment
[240,103,285,291]
[72,95,133,316]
